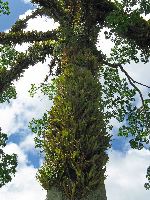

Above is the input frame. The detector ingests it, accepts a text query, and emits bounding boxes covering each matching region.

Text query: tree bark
[46,181,107,200]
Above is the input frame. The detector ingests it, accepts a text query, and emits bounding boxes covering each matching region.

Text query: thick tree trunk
[46,181,107,200]
[39,53,109,200]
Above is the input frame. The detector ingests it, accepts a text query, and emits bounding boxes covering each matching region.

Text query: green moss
[37,65,110,199]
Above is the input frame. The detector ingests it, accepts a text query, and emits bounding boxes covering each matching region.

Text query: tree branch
[107,12,150,50]
[10,7,46,32]
[95,0,150,50]
[31,0,67,22]
[0,30,57,45]
[10,7,59,32]
[0,41,54,94]
[102,60,150,106]
[119,64,145,105]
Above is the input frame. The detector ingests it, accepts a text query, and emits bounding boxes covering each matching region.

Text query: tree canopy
[1,0,150,199]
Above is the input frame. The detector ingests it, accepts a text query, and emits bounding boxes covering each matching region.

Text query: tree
[0,0,17,188]
[0,0,10,15]
[1,0,150,199]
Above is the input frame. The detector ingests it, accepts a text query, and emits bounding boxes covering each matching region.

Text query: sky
[0,0,150,200]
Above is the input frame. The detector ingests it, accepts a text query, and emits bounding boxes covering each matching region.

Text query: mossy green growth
[36,65,110,199]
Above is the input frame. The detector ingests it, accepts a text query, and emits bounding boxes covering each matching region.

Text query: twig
[119,64,145,105]
[102,60,150,106]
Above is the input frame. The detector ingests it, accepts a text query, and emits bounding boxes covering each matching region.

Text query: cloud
[0,166,46,200]
[19,133,35,152]
[2,143,150,200]
[18,9,59,32]
[0,10,55,199]
[96,27,114,56]
[22,0,31,4]
[0,9,59,135]
[106,148,150,200]
[4,142,28,167]
[0,70,52,135]
[0,142,46,200]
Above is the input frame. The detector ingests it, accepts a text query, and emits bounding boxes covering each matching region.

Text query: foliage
[0,45,17,184]
[0,85,16,103]
[1,0,150,197]
[28,0,150,196]
[0,128,17,188]
[0,45,18,103]
[145,166,150,189]
[121,0,150,15]
[0,3,18,188]
[101,66,150,150]
[0,0,10,15]
[30,65,110,199]
[29,78,56,100]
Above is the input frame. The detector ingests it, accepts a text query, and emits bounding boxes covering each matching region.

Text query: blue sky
[0,0,34,31]
[0,1,150,200]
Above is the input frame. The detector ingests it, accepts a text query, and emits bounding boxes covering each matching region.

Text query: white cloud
[106,148,150,200]
[0,143,46,200]
[0,73,52,135]
[0,166,46,200]
[4,142,28,167]
[0,167,46,200]
[22,0,31,4]
[26,15,59,32]
[0,10,55,199]
[19,133,35,152]
[0,42,53,135]
[19,9,59,32]
[2,143,150,200]
[97,28,114,56]
[0,9,58,135]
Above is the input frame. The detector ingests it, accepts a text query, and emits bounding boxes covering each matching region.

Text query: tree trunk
[46,181,107,200]
[36,16,110,197]
[38,49,110,200]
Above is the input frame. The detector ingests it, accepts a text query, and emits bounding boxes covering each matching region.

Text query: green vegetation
[0,128,17,188]
[1,0,150,198]
[0,1,17,188]
[0,0,10,15]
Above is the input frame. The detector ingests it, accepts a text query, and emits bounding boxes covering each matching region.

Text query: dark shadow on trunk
[46,181,107,200]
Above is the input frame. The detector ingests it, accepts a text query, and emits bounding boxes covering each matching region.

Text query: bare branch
[119,65,150,89]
